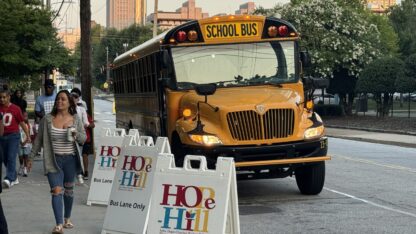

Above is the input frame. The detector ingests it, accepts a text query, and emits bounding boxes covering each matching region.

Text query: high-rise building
[107,0,146,30]
[235,2,256,15]
[367,0,396,13]
[147,0,209,30]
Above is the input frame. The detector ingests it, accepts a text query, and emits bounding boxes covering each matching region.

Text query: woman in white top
[28,90,86,234]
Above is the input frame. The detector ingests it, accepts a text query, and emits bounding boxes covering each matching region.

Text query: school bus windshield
[172,41,296,89]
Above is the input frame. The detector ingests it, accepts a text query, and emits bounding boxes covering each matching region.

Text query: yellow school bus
[112,15,330,195]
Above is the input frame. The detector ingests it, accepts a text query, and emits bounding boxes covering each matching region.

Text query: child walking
[18,111,33,177]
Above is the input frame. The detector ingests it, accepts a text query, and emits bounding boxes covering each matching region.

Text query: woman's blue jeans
[0,132,21,182]
[47,154,77,225]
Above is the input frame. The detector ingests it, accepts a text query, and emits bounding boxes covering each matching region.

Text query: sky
[52,0,290,31]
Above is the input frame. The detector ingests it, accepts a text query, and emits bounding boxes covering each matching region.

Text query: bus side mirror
[161,50,173,72]
[303,76,329,90]
[300,51,311,68]
[195,83,216,97]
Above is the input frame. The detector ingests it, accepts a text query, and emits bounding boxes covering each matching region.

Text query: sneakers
[11,178,19,186]
[23,167,28,177]
[83,171,89,180]
[2,179,10,188]
[77,174,84,184]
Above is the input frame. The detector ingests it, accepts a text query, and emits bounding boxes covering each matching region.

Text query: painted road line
[334,155,416,174]
[324,187,416,218]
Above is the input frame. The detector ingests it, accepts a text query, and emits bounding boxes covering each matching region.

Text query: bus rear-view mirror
[300,51,311,68]
[303,76,329,90]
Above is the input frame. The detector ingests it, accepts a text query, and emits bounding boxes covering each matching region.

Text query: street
[2,98,416,233]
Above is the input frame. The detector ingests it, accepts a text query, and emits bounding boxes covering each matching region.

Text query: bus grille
[227,109,295,141]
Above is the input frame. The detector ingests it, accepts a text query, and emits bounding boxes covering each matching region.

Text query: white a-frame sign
[87,128,139,206]
[101,136,171,234]
[147,155,240,234]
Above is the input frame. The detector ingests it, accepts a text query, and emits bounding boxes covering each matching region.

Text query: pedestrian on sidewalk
[70,90,90,183]
[18,111,34,177]
[0,88,31,189]
[0,113,9,234]
[11,89,27,113]
[28,90,86,234]
[35,79,56,120]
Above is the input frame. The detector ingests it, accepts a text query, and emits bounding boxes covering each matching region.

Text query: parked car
[313,94,340,105]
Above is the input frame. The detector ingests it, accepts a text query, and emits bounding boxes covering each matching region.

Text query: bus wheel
[295,162,325,195]
[171,133,186,168]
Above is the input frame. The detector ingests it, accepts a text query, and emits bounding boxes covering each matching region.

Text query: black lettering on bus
[233,24,239,36]
[241,24,247,36]
[206,25,212,38]
[252,23,258,35]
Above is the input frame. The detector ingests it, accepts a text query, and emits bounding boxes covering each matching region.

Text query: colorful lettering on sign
[158,184,216,232]
[118,155,152,191]
[98,146,120,170]
[205,23,258,39]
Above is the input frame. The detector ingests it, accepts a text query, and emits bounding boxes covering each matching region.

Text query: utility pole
[153,0,158,37]
[80,0,92,116]
[106,46,110,82]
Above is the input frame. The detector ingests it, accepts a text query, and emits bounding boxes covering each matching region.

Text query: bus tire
[295,162,325,195]
[171,133,186,168]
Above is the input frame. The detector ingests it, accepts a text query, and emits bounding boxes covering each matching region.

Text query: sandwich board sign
[101,136,171,234]
[147,154,240,234]
[87,128,139,206]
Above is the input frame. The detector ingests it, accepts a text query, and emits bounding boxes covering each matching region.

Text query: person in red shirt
[0,88,30,188]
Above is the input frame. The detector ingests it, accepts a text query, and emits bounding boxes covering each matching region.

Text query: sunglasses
[71,93,80,98]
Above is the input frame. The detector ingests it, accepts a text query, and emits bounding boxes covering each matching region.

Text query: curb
[326,134,416,148]
[325,124,416,136]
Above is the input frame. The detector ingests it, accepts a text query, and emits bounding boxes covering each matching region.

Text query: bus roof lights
[176,31,187,42]
[268,26,278,37]
[187,30,198,42]
[278,25,289,37]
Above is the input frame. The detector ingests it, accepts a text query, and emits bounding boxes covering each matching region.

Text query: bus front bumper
[184,137,330,168]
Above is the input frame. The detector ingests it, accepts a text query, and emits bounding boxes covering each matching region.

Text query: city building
[367,0,396,13]
[147,0,209,30]
[58,28,80,52]
[58,21,99,52]
[107,0,146,30]
[235,2,256,15]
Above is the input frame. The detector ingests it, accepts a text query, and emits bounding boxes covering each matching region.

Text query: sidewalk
[326,127,416,148]
[2,106,415,233]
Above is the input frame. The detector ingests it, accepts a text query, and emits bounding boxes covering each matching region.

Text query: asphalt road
[238,138,416,234]
[3,99,415,233]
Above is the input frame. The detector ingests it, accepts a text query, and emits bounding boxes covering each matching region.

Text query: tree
[254,0,384,115]
[0,0,72,90]
[396,53,416,94]
[389,0,416,57]
[90,24,153,89]
[356,57,405,117]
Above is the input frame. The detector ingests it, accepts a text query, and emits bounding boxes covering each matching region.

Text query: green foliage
[0,0,72,90]
[281,0,382,78]
[389,0,416,57]
[357,57,405,93]
[91,24,153,87]
[367,14,399,57]
[395,54,416,93]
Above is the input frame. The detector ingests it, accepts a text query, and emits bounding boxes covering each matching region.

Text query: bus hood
[182,86,302,109]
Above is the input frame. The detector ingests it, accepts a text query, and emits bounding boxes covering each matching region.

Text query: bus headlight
[304,125,325,139]
[189,134,222,146]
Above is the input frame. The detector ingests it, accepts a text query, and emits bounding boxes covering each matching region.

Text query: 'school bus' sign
[204,22,260,39]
